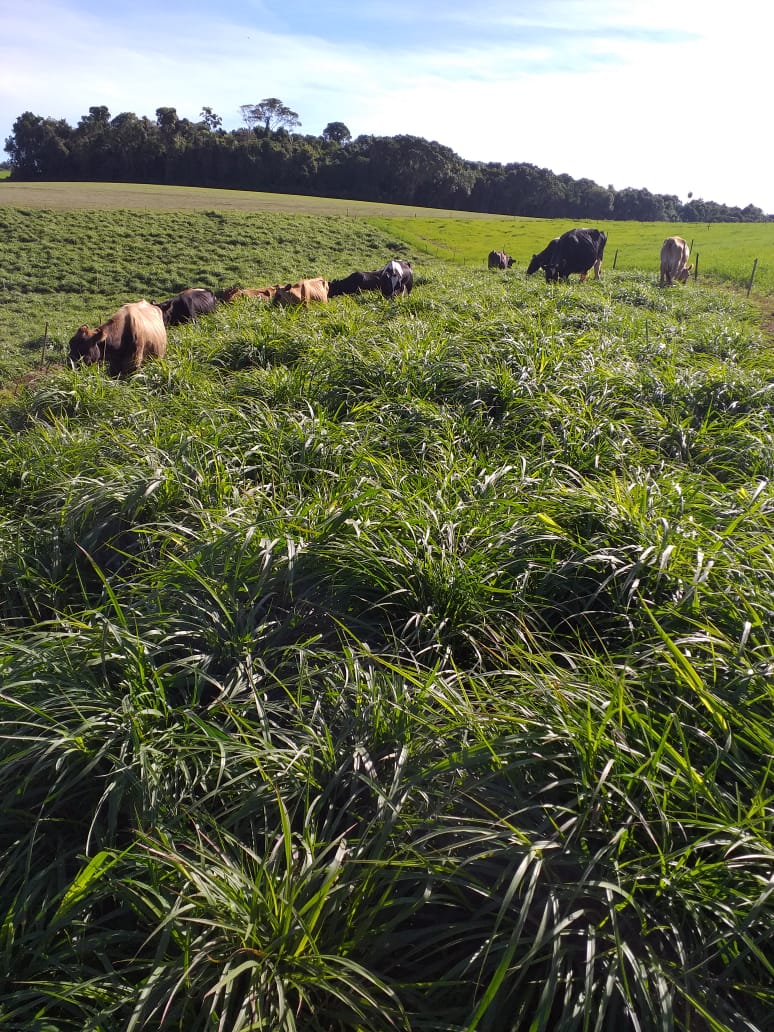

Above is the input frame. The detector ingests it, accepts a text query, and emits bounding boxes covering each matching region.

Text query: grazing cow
[527,228,607,283]
[273,277,330,306]
[69,300,166,377]
[218,285,278,303]
[526,237,560,279]
[379,259,413,298]
[328,270,383,297]
[488,250,515,270]
[154,287,218,326]
[659,236,692,287]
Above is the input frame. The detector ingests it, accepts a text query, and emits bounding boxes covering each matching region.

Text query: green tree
[155,107,180,136]
[322,121,352,145]
[240,98,301,133]
[4,111,71,177]
[200,107,223,132]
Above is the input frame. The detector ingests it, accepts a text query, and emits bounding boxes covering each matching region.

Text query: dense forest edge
[4,102,771,223]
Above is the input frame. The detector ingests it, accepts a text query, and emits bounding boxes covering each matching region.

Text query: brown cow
[68,300,167,376]
[219,285,278,303]
[488,250,514,269]
[273,278,330,306]
[659,236,692,287]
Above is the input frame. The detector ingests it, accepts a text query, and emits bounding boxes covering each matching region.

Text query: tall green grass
[1,254,772,1030]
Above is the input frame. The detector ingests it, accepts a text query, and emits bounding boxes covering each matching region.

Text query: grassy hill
[0,190,772,1031]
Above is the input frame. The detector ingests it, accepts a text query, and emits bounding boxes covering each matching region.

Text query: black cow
[328,270,383,297]
[526,238,560,279]
[379,259,413,298]
[488,250,514,269]
[155,288,218,326]
[527,229,607,283]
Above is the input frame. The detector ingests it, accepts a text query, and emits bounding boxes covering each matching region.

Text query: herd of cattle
[492,229,692,287]
[67,258,414,377]
[67,234,693,377]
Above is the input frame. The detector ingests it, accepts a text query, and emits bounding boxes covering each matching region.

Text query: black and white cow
[527,228,607,283]
[378,259,413,298]
[328,270,383,297]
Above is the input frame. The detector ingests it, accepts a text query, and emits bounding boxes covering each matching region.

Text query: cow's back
[302,277,329,303]
[274,277,330,305]
[660,236,690,286]
[329,271,381,297]
[555,228,606,279]
[113,300,167,375]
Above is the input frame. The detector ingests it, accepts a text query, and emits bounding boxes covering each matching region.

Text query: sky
[1,0,771,213]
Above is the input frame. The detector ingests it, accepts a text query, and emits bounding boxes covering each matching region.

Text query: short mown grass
[0,212,772,1031]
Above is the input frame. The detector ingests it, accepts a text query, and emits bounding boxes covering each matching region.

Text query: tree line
[4,101,769,223]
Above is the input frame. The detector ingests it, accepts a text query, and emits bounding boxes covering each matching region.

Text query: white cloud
[1,0,771,212]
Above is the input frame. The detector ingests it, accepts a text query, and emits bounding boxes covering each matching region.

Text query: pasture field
[0,194,773,1030]
[2,193,774,382]
[375,216,774,294]
[0,205,413,381]
[0,179,505,217]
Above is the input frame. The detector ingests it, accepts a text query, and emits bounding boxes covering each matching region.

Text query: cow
[659,236,692,287]
[328,270,383,297]
[273,277,330,306]
[526,237,560,279]
[527,228,607,283]
[218,285,278,303]
[488,250,515,270]
[154,287,218,326]
[68,300,166,377]
[379,259,413,298]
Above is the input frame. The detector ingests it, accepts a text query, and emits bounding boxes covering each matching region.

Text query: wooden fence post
[40,322,49,369]
[693,253,699,282]
[747,258,758,297]
[612,249,618,269]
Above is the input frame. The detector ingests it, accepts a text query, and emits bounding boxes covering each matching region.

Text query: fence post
[612,248,618,269]
[747,258,758,297]
[694,253,699,282]
[40,322,49,369]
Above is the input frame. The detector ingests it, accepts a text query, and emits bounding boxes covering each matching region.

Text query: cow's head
[677,264,692,284]
[526,254,542,276]
[68,325,105,368]
[273,284,299,306]
[155,299,175,325]
[379,264,401,297]
[506,256,515,267]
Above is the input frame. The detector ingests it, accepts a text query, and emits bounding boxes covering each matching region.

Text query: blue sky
[1,0,770,212]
